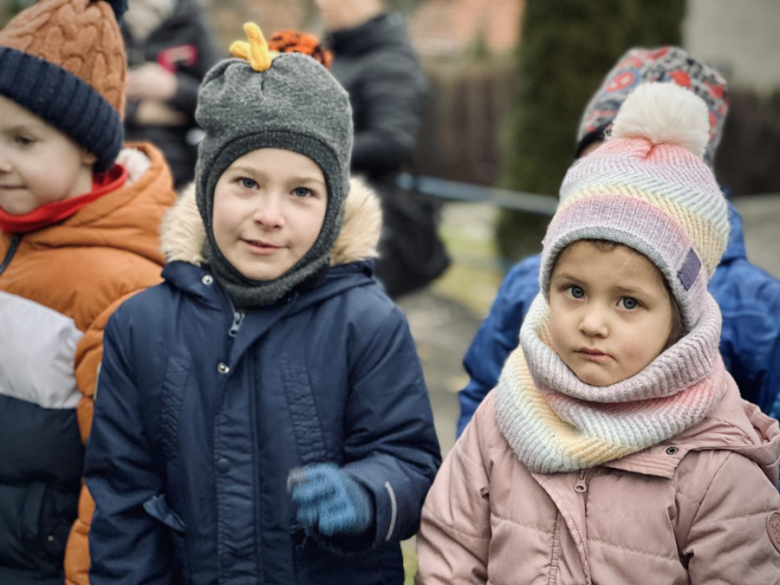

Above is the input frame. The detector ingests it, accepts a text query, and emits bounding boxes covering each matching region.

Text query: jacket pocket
[281,356,329,464]
[18,482,79,570]
[143,494,185,533]
[143,494,190,583]
[291,534,397,585]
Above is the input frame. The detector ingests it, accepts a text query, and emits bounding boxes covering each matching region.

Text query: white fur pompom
[610,83,710,158]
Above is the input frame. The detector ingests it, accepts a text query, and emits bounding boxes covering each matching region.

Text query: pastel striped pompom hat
[540,82,729,331]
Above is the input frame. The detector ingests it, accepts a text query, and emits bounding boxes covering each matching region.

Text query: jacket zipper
[548,512,562,583]
[227,297,245,338]
[571,471,593,583]
[575,468,591,521]
[229,310,245,337]
[0,233,22,276]
[574,469,587,493]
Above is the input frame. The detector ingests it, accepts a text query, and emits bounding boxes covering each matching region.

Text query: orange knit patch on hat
[269,30,333,70]
[0,0,127,118]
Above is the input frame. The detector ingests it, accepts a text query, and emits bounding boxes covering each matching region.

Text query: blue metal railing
[397,173,558,216]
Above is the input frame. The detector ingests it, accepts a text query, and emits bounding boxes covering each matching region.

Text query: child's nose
[579,308,609,338]
[252,193,285,228]
[0,150,12,173]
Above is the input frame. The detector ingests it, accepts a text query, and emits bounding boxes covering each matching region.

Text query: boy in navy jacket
[85,24,441,584]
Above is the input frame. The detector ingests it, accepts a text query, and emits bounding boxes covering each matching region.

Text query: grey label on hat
[678,248,701,291]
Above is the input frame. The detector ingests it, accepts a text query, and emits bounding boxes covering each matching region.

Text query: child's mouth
[242,239,281,256]
[576,348,613,363]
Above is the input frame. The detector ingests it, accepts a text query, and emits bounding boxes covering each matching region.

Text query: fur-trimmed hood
[160,177,382,268]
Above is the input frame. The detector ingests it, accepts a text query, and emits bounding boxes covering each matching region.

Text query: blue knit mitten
[288,463,374,537]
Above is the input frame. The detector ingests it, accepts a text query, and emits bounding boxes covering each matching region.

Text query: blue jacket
[85,185,441,585]
[458,202,780,436]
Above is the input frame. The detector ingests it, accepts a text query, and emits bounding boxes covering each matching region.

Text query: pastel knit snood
[495,293,727,474]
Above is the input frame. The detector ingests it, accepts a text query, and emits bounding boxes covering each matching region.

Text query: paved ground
[399,194,780,458]
[397,289,478,456]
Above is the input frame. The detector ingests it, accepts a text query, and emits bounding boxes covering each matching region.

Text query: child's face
[548,241,674,387]
[212,148,328,282]
[0,96,95,215]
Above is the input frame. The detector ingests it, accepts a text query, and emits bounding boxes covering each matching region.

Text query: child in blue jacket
[458,46,780,436]
[85,24,441,584]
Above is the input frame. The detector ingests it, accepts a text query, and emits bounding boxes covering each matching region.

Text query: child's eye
[566,285,585,299]
[239,177,258,190]
[292,187,313,198]
[14,135,34,146]
[619,297,640,310]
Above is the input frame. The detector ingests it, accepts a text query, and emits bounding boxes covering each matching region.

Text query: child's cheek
[621,333,659,374]
[546,312,565,355]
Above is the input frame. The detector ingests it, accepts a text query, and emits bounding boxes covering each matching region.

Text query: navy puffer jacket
[85,182,441,584]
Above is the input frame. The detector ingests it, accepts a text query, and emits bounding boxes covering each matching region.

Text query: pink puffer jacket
[416,385,780,584]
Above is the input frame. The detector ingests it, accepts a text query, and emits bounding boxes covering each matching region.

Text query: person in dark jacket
[458,46,780,436]
[85,25,441,585]
[122,0,222,189]
[317,0,449,298]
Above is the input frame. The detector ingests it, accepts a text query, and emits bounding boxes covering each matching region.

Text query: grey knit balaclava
[195,51,353,308]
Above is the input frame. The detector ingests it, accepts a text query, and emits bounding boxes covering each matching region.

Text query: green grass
[403,539,418,584]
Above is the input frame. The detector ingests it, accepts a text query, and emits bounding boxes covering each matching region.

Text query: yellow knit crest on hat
[230,23,277,72]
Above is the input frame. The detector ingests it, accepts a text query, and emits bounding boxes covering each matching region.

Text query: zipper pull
[0,233,22,276]
[574,469,587,493]
[229,311,245,337]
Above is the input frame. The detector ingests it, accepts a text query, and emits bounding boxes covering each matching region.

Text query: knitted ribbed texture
[576,47,728,166]
[0,0,127,171]
[495,294,727,473]
[195,53,353,308]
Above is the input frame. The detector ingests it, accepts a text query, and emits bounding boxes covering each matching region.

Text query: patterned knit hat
[0,0,127,172]
[195,24,352,308]
[577,46,729,166]
[541,83,730,332]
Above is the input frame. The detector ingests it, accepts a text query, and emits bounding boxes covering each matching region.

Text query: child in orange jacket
[0,1,176,583]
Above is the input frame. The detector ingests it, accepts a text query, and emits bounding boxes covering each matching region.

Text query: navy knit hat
[0,0,128,172]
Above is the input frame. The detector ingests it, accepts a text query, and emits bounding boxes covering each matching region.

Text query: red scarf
[0,164,128,234]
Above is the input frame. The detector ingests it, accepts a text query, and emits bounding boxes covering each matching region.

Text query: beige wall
[684,0,780,94]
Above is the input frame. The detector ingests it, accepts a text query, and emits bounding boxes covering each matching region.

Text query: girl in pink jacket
[416,83,780,584]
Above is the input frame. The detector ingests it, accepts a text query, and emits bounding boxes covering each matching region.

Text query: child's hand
[288,463,374,537]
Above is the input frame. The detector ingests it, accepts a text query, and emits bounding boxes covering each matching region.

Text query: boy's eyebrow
[2,122,45,134]
[226,166,325,186]
[228,165,265,177]
[289,175,326,186]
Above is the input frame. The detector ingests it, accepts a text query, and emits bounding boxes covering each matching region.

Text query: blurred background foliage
[497,0,686,260]
[0,0,35,26]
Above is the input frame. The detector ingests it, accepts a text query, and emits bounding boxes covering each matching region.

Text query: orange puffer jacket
[0,143,176,585]
[416,382,780,584]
